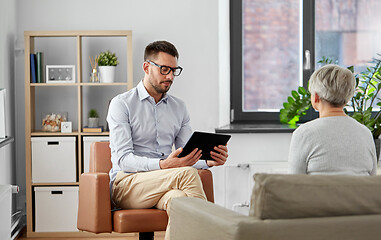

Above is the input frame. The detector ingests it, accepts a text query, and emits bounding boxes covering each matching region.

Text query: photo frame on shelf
[46,65,76,83]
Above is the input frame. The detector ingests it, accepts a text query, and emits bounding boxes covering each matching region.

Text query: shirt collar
[137,80,168,103]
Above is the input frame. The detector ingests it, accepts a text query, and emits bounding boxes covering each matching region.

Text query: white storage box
[83,136,109,173]
[34,186,79,232]
[32,137,76,183]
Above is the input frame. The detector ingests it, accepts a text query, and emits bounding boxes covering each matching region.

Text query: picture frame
[61,121,72,133]
[46,65,76,83]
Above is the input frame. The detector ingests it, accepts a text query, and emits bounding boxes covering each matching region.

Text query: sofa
[170,173,381,240]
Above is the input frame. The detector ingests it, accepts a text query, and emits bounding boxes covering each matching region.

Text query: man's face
[145,52,178,95]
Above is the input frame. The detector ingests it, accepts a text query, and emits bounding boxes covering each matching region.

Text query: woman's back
[288,116,377,175]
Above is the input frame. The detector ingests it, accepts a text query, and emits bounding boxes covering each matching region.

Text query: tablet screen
[178,131,231,160]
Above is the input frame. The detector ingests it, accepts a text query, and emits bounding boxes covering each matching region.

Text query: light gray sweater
[288,116,377,175]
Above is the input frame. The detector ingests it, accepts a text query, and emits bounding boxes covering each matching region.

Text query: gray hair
[308,64,355,107]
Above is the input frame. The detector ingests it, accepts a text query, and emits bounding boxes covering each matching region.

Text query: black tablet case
[178,131,231,160]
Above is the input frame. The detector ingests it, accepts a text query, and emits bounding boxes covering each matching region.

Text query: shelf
[30,131,110,136]
[25,30,132,237]
[81,82,129,86]
[32,182,79,187]
[30,83,78,87]
[80,132,109,136]
[25,30,133,37]
[30,82,129,86]
[31,131,80,136]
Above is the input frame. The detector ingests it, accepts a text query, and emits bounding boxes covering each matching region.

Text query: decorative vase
[88,117,99,128]
[98,66,116,83]
[41,112,67,132]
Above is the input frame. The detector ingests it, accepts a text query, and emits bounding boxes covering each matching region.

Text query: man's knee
[168,189,187,198]
[178,166,198,176]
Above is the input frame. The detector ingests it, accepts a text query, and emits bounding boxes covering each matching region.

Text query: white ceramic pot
[88,117,99,128]
[98,66,116,83]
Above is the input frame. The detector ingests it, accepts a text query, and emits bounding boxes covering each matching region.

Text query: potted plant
[88,109,99,128]
[280,54,381,158]
[279,56,335,128]
[98,50,119,83]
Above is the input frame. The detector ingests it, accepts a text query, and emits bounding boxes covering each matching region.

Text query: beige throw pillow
[251,173,381,219]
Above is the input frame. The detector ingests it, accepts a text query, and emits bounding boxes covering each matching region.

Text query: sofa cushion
[250,174,381,219]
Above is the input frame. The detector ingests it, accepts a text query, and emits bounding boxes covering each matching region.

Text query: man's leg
[112,166,206,210]
[156,190,187,240]
[112,167,206,240]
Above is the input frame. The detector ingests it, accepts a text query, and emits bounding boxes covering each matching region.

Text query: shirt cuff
[148,158,162,171]
[193,160,210,169]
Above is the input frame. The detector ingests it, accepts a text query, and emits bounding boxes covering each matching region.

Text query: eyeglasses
[147,60,183,76]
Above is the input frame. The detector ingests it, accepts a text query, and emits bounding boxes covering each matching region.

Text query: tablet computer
[178,131,231,160]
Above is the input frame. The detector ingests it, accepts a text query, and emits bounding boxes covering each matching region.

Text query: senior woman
[288,64,377,175]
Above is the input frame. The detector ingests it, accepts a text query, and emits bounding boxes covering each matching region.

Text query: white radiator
[225,162,289,215]
[0,185,11,239]
[0,185,22,240]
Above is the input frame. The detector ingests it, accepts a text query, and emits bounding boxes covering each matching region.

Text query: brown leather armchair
[77,141,214,240]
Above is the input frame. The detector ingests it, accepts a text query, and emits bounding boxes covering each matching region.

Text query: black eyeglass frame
[147,60,183,76]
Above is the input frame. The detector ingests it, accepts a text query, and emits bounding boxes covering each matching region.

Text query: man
[107,40,228,239]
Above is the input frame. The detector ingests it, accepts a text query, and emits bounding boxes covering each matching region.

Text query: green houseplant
[280,54,381,139]
[98,50,119,66]
[87,109,99,128]
[279,56,334,128]
[98,50,119,83]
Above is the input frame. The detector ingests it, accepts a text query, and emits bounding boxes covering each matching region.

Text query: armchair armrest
[77,172,112,233]
[170,197,257,240]
[197,169,214,202]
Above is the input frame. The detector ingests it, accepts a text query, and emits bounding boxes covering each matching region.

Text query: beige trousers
[112,166,207,239]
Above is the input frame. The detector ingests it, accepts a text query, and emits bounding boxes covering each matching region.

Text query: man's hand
[206,145,228,167]
[159,147,202,169]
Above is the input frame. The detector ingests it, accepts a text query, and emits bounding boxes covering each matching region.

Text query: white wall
[0,0,18,233]
[16,0,222,130]
[14,0,292,209]
[14,0,225,204]
[0,0,16,185]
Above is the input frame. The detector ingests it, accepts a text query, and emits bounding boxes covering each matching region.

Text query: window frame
[230,0,318,124]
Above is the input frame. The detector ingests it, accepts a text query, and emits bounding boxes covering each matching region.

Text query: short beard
[149,78,172,94]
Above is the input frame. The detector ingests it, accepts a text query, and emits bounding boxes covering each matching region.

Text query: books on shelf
[30,52,44,83]
[83,126,104,133]
[36,52,44,83]
[30,54,37,83]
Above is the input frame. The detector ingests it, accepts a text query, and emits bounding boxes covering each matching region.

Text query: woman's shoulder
[294,118,322,134]
[293,117,343,136]
[295,116,371,135]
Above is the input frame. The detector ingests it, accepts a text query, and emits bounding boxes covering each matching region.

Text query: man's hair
[308,64,355,107]
[144,40,179,61]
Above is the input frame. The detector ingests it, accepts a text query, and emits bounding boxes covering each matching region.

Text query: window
[231,0,381,123]
[315,0,381,72]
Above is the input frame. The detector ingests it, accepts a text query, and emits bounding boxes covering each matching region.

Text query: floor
[17,230,165,240]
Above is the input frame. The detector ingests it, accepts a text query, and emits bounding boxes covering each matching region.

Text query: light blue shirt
[107,81,209,182]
